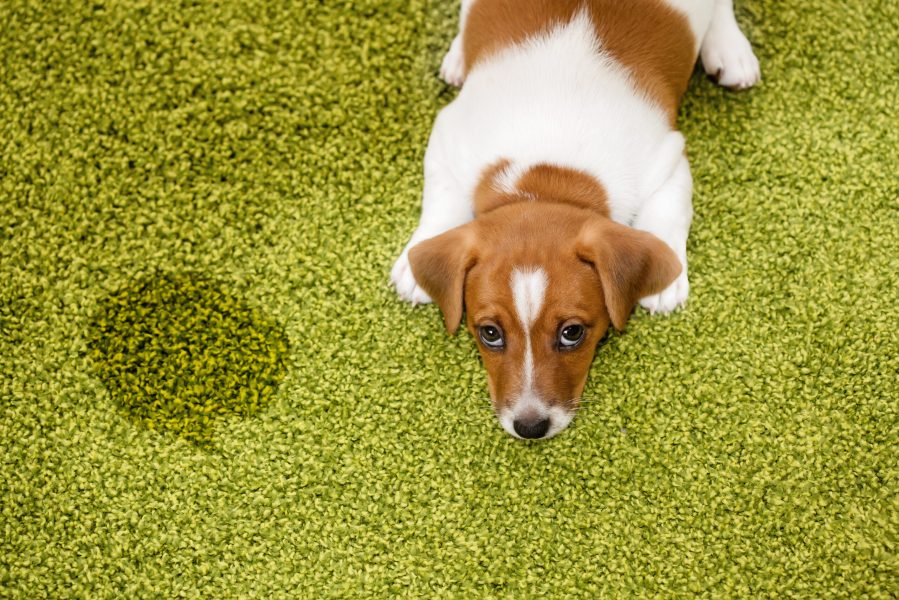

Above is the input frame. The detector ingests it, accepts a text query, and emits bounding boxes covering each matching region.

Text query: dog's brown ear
[576,218,681,330]
[408,224,478,334]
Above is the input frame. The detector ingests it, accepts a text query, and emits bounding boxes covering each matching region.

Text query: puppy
[391,0,760,439]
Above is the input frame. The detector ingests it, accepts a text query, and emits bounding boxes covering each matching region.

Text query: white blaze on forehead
[511,267,547,330]
[510,267,547,396]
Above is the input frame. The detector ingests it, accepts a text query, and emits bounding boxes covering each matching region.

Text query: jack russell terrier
[391,0,760,440]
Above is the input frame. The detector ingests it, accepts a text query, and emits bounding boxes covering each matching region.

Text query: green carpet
[1,0,896,596]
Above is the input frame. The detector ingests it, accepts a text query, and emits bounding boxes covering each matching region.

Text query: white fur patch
[511,267,547,331]
[509,267,548,431]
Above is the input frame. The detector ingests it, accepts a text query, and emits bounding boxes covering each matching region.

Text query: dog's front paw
[639,270,689,315]
[390,246,433,305]
[440,35,466,87]
[701,25,761,90]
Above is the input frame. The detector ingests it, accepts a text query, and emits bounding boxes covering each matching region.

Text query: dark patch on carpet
[87,272,289,444]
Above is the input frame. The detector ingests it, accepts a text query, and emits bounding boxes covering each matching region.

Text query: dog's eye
[559,324,585,349]
[478,325,505,350]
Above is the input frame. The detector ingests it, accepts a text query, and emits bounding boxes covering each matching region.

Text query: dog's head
[409,202,680,439]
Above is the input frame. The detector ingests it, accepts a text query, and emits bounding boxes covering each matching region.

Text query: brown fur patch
[473,160,610,217]
[516,163,610,216]
[463,0,696,123]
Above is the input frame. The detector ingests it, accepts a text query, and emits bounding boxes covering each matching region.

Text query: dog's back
[462,0,714,123]
[439,2,697,225]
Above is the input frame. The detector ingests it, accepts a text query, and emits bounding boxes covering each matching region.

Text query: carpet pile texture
[1,0,896,597]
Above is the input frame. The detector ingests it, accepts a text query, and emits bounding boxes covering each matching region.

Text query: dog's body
[391,0,760,439]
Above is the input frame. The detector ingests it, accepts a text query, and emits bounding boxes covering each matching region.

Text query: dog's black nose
[513,417,550,439]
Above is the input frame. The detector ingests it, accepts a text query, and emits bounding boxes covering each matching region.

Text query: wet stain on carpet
[88,272,289,444]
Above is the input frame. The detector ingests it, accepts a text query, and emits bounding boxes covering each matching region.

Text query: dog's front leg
[700,0,761,90]
[391,123,472,304]
[633,153,694,314]
[390,169,471,304]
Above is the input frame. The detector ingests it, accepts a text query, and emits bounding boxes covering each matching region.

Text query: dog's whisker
[573,397,601,404]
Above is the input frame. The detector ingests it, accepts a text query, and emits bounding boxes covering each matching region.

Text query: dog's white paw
[701,24,761,90]
[639,271,689,315]
[439,35,466,87]
[390,246,433,305]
